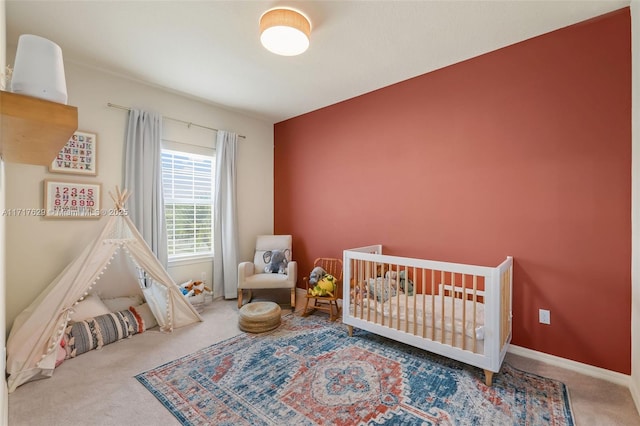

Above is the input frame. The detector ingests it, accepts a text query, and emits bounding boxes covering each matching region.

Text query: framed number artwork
[49,130,98,176]
[44,180,101,219]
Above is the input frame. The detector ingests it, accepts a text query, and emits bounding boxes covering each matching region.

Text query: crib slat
[353,259,357,319]
[404,265,409,334]
[362,260,367,320]
[387,264,392,329]
[440,270,445,344]
[378,263,384,327]
[420,269,427,337]
[431,269,435,340]
[385,263,390,328]
[355,259,359,319]
[462,274,466,351]
[378,262,384,327]
[472,275,477,353]
[382,263,387,326]
[362,259,368,321]
[412,267,417,336]
[362,260,368,321]
[371,261,376,324]
[451,272,456,348]
[354,259,358,319]
[381,263,387,327]
[422,269,427,338]
[390,263,395,331]
[358,260,364,320]
[392,263,397,329]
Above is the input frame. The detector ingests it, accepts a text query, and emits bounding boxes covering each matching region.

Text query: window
[161,149,214,259]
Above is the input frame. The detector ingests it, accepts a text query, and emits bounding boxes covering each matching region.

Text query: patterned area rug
[136,314,574,426]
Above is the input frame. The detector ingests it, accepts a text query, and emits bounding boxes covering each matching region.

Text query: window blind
[161,149,214,258]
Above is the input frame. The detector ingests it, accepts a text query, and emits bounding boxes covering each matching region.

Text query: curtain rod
[107,102,246,139]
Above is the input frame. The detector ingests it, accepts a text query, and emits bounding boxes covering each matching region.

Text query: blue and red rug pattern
[136,314,574,425]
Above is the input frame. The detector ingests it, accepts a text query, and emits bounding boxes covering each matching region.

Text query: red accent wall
[274,9,631,373]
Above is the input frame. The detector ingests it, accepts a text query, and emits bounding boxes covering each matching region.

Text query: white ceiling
[5,1,630,124]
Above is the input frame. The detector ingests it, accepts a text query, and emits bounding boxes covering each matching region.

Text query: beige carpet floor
[7,293,640,425]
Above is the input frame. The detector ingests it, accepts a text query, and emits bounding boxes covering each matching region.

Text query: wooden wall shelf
[0,90,78,166]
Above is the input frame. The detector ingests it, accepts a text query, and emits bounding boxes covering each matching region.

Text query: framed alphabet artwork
[49,130,98,176]
[44,180,101,219]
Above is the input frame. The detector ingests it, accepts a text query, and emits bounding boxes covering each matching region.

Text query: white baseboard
[1,346,6,426]
[508,344,631,387]
[1,379,7,426]
[630,376,640,416]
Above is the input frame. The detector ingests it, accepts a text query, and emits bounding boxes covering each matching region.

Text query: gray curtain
[213,130,239,299]
[123,109,168,268]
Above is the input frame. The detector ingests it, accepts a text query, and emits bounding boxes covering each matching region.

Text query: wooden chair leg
[237,289,243,308]
[290,288,296,309]
[302,296,313,317]
[330,300,340,321]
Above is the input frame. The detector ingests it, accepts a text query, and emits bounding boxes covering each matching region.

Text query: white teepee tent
[6,188,202,392]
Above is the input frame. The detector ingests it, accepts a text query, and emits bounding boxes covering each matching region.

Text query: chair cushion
[242,272,295,289]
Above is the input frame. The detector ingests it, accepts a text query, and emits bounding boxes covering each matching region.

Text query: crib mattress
[350,294,485,344]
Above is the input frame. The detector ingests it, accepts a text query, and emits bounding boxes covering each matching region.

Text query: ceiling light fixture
[259,8,311,56]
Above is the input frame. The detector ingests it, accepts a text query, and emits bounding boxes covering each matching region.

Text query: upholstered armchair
[237,235,297,309]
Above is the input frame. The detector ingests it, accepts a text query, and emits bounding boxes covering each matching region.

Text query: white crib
[343,245,513,386]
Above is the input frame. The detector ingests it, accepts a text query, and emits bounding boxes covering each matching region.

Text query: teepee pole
[109,186,131,212]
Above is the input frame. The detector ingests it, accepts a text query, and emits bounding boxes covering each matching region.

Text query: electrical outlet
[539,309,551,325]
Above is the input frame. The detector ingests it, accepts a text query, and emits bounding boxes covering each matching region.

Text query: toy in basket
[180,280,213,311]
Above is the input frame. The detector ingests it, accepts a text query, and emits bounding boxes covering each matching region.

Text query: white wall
[631,0,640,414]
[4,60,274,328]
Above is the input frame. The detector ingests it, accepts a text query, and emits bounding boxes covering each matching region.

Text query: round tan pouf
[238,301,282,333]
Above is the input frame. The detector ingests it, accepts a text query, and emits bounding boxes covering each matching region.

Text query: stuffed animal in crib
[384,270,414,296]
[399,270,414,296]
[263,249,290,274]
[310,274,337,297]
